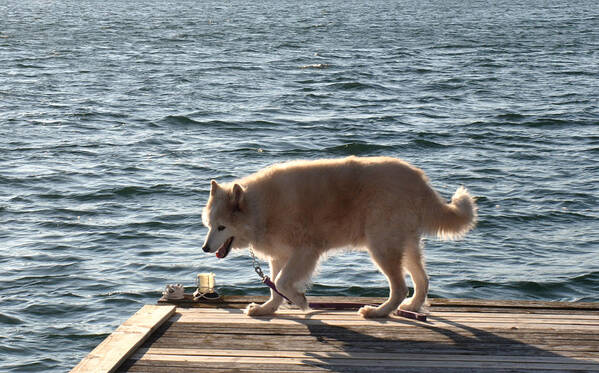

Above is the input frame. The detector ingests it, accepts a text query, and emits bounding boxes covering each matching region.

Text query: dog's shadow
[291,310,597,372]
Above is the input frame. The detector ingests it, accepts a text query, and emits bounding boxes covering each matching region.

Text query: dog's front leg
[246,257,286,316]
[272,250,319,310]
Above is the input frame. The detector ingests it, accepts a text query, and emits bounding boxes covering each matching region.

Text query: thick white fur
[201,156,477,318]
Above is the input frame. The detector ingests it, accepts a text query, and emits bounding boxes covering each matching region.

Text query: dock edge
[70,304,175,373]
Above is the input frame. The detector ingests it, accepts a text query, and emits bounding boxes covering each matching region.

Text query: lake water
[1,0,598,371]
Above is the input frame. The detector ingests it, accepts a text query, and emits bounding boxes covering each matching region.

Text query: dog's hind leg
[400,238,429,313]
[359,242,408,318]
[246,257,287,316]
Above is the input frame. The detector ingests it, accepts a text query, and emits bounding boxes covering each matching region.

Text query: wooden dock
[72,296,599,372]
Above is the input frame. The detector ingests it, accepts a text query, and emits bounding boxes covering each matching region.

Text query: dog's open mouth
[216,237,234,259]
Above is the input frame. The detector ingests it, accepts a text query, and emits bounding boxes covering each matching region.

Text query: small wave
[0,343,22,354]
[494,114,592,128]
[310,284,388,297]
[157,115,247,129]
[22,302,90,317]
[570,271,599,284]
[301,23,330,30]
[15,63,46,69]
[113,185,169,197]
[162,33,195,42]
[326,81,388,91]
[407,67,434,74]
[4,359,59,373]
[550,70,596,77]
[323,143,395,155]
[32,207,100,218]
[101,297,143,306]
[139,263,193,273]
[412,139,448,149]
[5,172,73,188]
[0,313,23,325]
[9,273,73,287]
[453,273,598,302]
[502,210,595,224]
[496,113,527,122]
[127,220,186,230]
[300,63,330,69]
[159,115,204,126]
[524,118,583,128]
[62,184,185,202]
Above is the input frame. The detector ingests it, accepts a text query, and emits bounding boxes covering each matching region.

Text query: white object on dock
[196,272,215,294]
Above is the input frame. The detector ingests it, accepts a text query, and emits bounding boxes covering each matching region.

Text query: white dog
[201,156,476,318]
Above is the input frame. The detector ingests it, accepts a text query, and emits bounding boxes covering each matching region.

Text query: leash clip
[248,247,293,304]
[249,247,266,281]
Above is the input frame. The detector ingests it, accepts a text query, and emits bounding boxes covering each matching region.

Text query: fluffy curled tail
[424,186,477,240]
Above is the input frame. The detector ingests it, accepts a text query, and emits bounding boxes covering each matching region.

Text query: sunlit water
[1,0,598,371]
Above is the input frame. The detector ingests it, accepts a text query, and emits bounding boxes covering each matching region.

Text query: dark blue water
[1,0,598,371]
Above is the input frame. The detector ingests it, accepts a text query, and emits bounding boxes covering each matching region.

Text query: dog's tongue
[215,237,233,259]
[215,239,229,259]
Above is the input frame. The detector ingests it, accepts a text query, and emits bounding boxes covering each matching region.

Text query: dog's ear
[232,183,245,212]
[210,180,220,196]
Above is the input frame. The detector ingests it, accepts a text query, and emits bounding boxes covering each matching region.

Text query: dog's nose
[202,245,210,253]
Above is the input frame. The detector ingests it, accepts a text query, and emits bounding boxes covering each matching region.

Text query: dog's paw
[358,305,389,318]
[399,298,426,313]
[294,293,309,311]
[245,303,274,316]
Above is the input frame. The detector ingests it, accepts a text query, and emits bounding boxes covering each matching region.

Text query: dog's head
[201,180,248,259]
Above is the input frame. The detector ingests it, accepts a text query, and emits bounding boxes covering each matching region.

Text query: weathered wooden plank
[119,358,576,373]
[175,306,599,319]
[134,347,599,364]
[157,317,599,336]
[172,313,599,331]
[177,307,599,319]
[176,315,599,327]
[117,365,573,373]
[170,318,596,330]
[147,329,599,350]
[120,359,514,373]
[144,336,599,356]
[118,358,328,372]
[162,295,599,311]
[157,320,599,337]
[126,352,599,371]
[70,305,175,373]
[176,308,599,322]
[430,298,599,310]
[166,317,597,333]
[145,335,599,354]
[145,320,599,349]
[172,310,599,325]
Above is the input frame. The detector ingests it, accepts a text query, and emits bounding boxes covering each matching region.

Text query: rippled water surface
[1,0,598,371]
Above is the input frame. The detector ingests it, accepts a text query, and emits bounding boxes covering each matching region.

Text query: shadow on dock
[297,311,599,372]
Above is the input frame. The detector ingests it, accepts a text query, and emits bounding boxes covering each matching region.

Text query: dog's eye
[217,225,226,231]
